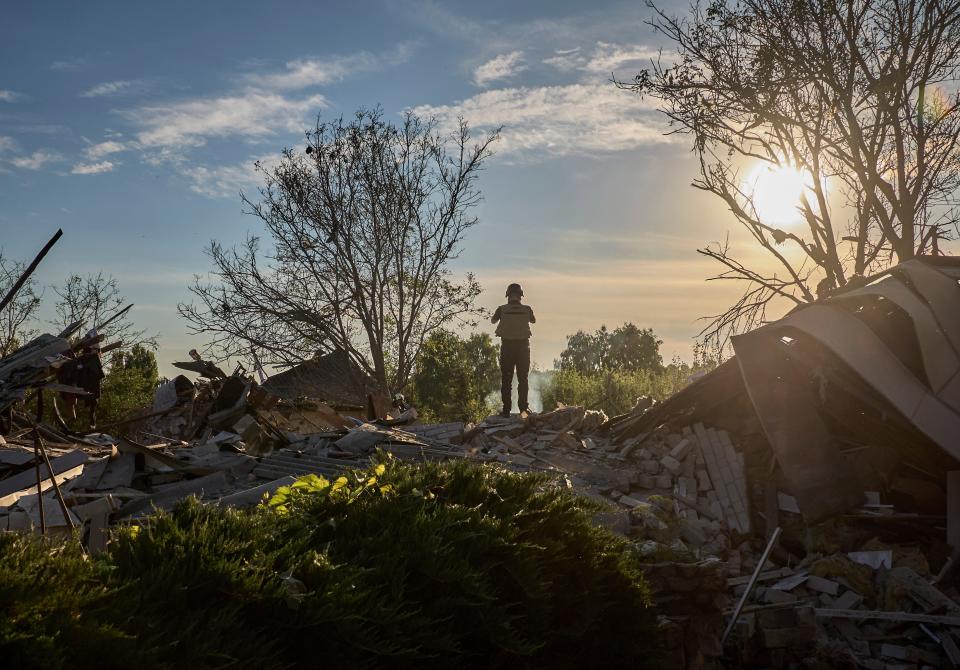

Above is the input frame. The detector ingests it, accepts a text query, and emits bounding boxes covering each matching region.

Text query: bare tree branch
[179,107,500,392]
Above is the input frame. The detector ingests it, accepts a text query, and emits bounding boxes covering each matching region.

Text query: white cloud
[250,54,376,90]
[81,80,136,98]
[582,42,660,74]
[543,47,582,70]
[544,42,660,74]
[473,51,526,87]
[412,83,671,159]
[0,136,18,153]
[247,44,413,90]
[9,150,61,170]
[180,154,281,198]
[123,91,327,150]
[0,89,23,102]
[71,160,115,175]
[84,140,127,160]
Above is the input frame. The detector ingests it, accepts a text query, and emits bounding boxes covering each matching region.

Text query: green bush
[412,330,499,423]
[0,459,662,670]
[540,365,698,416]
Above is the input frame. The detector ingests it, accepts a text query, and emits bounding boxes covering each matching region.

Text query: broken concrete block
[618,494,644,508]
[770,571,808,592]
[640,460,660,475]
[660,455,682,475]
[830,589,863,610]
[763,588,798,605]
[777,492,801,514]
[668,438,693,461]
[847,550,893,569]
[654,474,673,489]
[675,476,697,501]
[680,519,708,546]
[635,474,656,489]
[804,575,840,596]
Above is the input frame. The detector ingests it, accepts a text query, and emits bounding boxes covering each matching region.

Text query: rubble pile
[3,239,960,668]
[0,352,474,538]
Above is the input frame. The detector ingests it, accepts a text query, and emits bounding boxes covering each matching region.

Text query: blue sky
[0,0,747,376]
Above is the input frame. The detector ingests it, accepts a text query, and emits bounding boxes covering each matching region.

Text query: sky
[0,0,754,378]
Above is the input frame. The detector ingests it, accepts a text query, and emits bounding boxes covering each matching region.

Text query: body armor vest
[496,303,532,339]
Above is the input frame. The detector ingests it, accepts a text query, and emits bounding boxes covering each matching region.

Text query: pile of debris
[0,397,468,541]
[4,230,960,669]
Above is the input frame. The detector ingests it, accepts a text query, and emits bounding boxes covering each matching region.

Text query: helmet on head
[505,283,524,298]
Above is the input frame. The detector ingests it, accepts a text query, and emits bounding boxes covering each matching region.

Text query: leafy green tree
[412,330,500,422]
[96,345,160,429]
[608,323,663,372]
[557,323,662,374]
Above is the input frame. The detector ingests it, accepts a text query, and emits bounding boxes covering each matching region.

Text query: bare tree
[180,107,500,391]
[52,272,157,353]
[621,0,960,347]
[0,252,42,356]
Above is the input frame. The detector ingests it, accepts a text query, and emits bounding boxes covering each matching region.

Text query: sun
[743,162,812,226]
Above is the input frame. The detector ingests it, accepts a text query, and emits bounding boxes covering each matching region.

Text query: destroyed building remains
[4,251,960,668]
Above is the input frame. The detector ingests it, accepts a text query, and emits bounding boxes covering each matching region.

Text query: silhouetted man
[492,283,535,418]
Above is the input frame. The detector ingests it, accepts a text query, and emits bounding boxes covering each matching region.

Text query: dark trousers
[500,339,530,412]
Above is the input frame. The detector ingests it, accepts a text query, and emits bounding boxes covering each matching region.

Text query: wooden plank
[815,608,960,628]
[0,449,86,506]
[723,527,782,644]
[116,438,212,475]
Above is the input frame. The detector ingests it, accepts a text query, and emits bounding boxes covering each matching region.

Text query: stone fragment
[830,590,863,610]
[655,474,673,489]
[661,455,682,475]
[668,438,693,461]
[640,460,660,475]
[805,575,840,596]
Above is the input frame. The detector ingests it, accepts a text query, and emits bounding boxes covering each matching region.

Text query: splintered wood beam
[0,229,62,315]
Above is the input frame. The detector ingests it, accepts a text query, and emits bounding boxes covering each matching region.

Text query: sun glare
[743,163,813,226]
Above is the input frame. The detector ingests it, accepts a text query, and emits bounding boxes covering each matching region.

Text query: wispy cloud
[83,140,127,160]
[543,47,582,70]
[544,42,660,75]
[9,150,61,170]
[50,58,86,71]
[473,51,526,87]
[81,79,145,98]
[246,45,413,90]
[0,89,24,102]
[71,160,115,175]
[119,45,409,161]
[412,83,671,160]
[123,91,327,150]
[0,136,18,153]
[179,153,281,198]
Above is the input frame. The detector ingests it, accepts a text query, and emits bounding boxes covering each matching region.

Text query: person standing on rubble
[492,283,535,418]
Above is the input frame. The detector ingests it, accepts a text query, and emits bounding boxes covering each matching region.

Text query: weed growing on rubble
[0,459,662,670]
